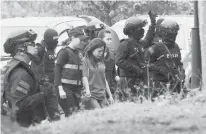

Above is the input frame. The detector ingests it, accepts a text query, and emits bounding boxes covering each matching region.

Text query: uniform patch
[48,54,55,60]
[16,86,28,95]
[18,80,30,90]
[134,47,139,52]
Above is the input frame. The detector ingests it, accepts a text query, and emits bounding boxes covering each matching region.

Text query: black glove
[39,82,53,97]
[148,10,158,25]
[134,66,143,77]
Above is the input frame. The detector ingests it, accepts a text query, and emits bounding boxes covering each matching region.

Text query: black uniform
[1,56,47,127]
[147,41,184,93]
[31,40,59,120]
[115,25,155,94]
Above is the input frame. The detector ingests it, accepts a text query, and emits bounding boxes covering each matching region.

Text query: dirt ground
[1,90,206,134]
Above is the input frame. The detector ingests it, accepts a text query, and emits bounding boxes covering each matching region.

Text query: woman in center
[82,38,114,109]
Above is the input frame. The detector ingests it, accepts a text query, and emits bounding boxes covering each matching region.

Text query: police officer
[1,29,51,127]
[54,28,89,117]
[145,19,185,95]
[31,29,60,121]
[32,29,58,82]
[115,11,157,97]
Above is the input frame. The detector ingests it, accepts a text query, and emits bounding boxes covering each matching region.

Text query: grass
[1,90,206,134]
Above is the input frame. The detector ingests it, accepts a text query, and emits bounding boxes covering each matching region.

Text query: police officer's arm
[7,69,45,111]
[176,45,185,79]
[142,11,157,48]
[142,24,155,48]
[54,49,68,87]
[115,41,143,75]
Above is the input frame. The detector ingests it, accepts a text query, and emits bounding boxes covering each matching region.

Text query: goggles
[125,19,148,30]
[85,24,105,31]
[158,25,179,34]
[11,29,37,44]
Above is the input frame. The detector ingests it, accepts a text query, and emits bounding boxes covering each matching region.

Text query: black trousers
[58,84,82,117]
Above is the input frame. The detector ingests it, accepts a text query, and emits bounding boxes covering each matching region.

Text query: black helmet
[84,22,106,40]
[4,29,37,54]
[158,19,180,45]
[158,19,179,35]
[123,16,147,35]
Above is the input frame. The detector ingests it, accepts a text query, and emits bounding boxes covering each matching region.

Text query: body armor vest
[60,47,83,86]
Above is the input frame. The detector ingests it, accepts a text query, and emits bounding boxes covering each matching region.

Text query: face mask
[162,33,177,48]
[133,28,145,41]
[47,40,58,50]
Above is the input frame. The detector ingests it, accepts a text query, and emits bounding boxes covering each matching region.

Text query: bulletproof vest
[121,38,145,65]
[60,47,83,86]
[44,49,55,80]
[1,59,20,103]
[1,58,36,115]
[31,41,55,83]
[150,42,182,69]
[118,38,145,77]
[2,58,37,97]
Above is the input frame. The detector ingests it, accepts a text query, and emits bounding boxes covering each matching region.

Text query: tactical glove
[148,10,157,26]
[39,82,53,97]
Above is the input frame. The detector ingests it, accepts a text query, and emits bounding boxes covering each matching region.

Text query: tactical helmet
[123,17,147,35]
[4,29,37,54]
[158,19,179,35]
[158,19,179,45]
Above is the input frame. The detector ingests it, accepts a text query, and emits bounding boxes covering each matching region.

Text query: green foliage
[2,1,194,26]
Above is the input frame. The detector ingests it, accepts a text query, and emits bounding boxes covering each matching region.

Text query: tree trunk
[198,1,206,91]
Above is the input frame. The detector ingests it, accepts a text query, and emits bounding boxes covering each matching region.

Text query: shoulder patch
[18,80,30,90]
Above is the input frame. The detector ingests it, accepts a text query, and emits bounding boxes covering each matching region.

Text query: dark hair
[98,29,111,39]
[84,38,106,68]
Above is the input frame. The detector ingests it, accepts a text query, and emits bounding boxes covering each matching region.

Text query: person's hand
[39,82,53,97]
[58,85,66,99]
[115,76,120,82]
[108,96,114,104]
[148,10,158,25]
[85,90,91,97]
